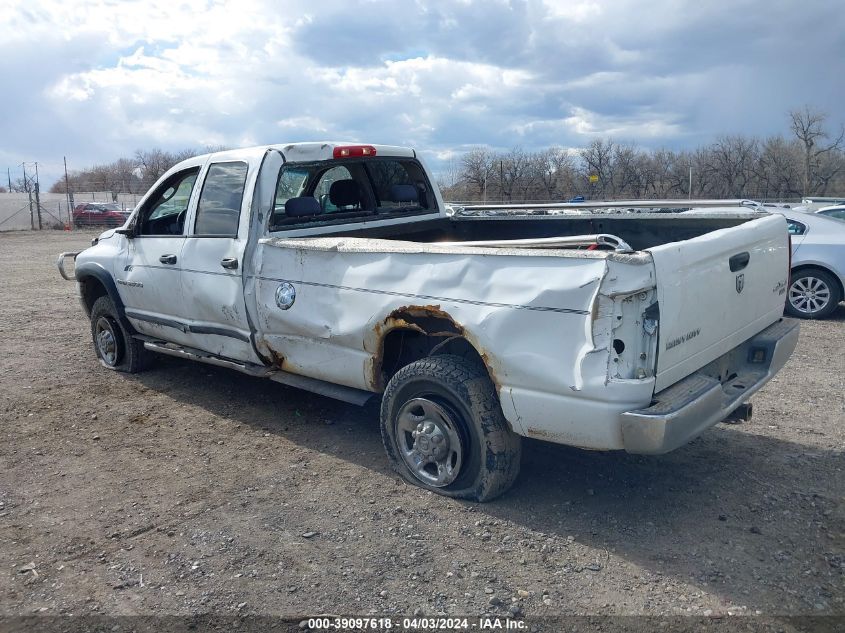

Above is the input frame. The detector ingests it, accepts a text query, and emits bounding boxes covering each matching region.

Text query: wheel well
[79,276,109,316]
[376,306,495,390]
[791,264,844,298]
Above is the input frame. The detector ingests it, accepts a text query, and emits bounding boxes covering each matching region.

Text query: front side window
[194,162,248,236]
[138,168,199,236]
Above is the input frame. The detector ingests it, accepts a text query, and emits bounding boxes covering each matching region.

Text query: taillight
[787,233,792,283]
[785,233,792,310]
[333,145,376,159]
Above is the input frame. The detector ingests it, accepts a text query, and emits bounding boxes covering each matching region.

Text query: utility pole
[499,160,504,204]
[64,156,73,226]
[22,163,34,229]
[34,162,43,229]
[688,161,693,200]
[6,167,11,192]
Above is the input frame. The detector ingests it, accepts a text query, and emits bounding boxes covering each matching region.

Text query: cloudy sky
[2,0,844,186]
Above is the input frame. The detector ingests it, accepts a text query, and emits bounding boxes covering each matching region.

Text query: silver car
[815,204,845,222]
[779,210,845,319]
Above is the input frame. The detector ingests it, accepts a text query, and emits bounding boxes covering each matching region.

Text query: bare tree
[756,136,802,199]
[642,149,677,197]
[813,149,845,195]
[498,148,533,202]
[610,143,645,197]
[36,108,845,203]
[789,106,845,195]
[579,138,615,197]
[51,147,204,195]
[459,148,497,201]
[701,135,759,198]
[11,177,32,194]
[534,147,575,200]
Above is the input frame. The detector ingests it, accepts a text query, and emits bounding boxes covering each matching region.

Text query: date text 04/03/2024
[306,616,526,630]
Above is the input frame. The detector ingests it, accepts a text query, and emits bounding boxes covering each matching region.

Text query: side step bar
[141,340,272,376]
[139,338,374,406]
[268,372,374,406]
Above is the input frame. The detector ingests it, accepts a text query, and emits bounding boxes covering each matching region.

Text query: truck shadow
[491,434,843,613]
[133,357,843,614]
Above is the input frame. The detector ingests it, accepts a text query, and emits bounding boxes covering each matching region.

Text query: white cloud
[542,1,602,22]
[0,0,843,187]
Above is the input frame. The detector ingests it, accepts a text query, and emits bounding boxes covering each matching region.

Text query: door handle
[221,257,239,270]
[729,252,750,272]
[159,254,177,265]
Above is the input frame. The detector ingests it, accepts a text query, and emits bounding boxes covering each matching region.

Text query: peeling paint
[370,305,464,391]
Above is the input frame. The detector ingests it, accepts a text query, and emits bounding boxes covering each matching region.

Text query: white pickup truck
[58,142,799,501]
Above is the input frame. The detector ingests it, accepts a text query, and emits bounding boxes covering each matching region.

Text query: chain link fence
[0,192,141,232]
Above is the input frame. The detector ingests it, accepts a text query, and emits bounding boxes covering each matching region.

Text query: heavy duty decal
[117,279,143,288]
[665,328,701,351]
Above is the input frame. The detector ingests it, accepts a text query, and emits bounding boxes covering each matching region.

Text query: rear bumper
[620,318,799,454]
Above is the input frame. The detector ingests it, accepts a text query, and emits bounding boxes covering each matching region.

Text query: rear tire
[380,354,521,502]
[785,269,841,319]
[90,296,152,373]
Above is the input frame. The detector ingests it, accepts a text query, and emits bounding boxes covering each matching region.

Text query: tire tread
[380,354,521,502]
[90,295,152,373]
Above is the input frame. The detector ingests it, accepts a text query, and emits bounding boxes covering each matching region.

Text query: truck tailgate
[649,214,790,392]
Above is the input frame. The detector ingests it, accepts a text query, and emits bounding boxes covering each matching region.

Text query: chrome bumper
[620,318,800,454]
[57,252,79,281]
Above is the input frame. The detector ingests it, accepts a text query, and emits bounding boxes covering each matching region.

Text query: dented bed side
[250,237,660,450]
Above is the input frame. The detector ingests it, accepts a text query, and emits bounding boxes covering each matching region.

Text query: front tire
[90,295,152,373]
[380,355,521,502]
[785,269,841,319]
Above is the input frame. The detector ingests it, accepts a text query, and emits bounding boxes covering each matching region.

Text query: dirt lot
[0,230,842,623]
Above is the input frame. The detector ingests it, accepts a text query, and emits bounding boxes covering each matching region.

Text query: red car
[72,202,130,228]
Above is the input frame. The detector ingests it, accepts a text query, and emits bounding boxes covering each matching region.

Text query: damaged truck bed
[58,142,799,501]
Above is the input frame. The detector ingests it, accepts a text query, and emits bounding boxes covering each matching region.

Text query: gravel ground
[0,230,842,624]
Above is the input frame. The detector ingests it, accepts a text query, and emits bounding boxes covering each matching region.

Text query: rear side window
[366,161,427,210]
[821,209,845,221]
[786,218,806,236]
[195,162,248,236]
[271,158,434,229]
[276,167,310,206]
